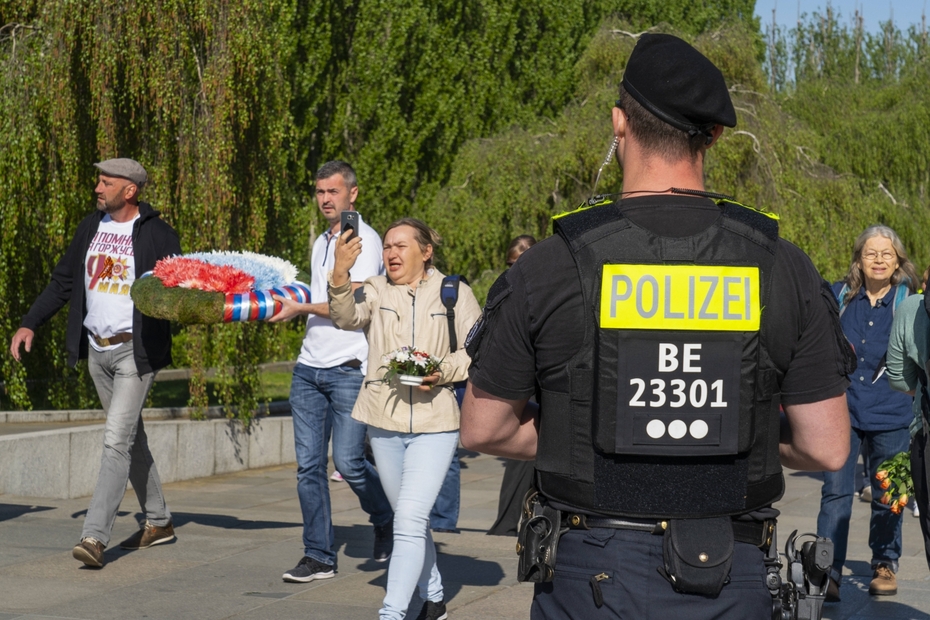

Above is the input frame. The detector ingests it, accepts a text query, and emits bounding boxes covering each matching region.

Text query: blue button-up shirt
[839,284,914,431]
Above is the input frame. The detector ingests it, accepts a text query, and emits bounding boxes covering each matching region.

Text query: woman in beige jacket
[329,217,481,620]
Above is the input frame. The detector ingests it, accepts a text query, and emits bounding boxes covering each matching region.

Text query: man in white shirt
[11,158,182,568]
[271,161,393,583]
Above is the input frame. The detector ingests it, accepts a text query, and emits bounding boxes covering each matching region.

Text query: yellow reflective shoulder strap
[552,196,613,221]
[716,197,780,221]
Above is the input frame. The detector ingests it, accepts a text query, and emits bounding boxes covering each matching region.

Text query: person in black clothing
[487,235,537,537]
[461,34,852,619]
[10,158,182,569]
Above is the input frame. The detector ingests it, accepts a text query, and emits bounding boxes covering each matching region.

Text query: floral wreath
[131,251,310,324]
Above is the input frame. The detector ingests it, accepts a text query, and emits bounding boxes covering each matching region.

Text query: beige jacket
[328,268,482,433]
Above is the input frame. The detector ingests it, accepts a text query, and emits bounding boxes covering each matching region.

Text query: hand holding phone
[341,210,360,240]
[333,211,362,287]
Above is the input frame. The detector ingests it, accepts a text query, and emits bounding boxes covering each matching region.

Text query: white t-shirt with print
[83,215,138,352]
[297,217,384,372]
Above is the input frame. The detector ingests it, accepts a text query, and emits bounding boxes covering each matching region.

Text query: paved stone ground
[0,450,927,619]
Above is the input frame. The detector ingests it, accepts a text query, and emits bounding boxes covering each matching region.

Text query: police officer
[461,34,853,618]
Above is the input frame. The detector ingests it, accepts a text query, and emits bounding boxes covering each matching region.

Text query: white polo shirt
[296,217,383,372]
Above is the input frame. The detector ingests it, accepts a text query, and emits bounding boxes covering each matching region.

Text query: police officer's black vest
[536,199,784,519]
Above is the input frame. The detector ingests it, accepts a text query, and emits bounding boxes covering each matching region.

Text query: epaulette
[717,199,780,242]
[552,197,621,242]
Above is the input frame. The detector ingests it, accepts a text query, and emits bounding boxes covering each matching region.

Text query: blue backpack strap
[835,283,850,318]
[440,275,468,351]
[892,282,910,316]
[441,275,470,395]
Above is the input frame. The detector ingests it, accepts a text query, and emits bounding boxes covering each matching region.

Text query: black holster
[659,517,734,596]
[516,491,567,583]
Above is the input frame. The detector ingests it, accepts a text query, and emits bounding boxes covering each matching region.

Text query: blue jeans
[429,383,464,531]
[817,425,911,578]
[429,451,460,531]
[369,427,459,620]
[290,362,393,566]
[84,342,169,545]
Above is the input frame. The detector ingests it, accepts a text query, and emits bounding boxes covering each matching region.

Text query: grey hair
[842,224,918,304]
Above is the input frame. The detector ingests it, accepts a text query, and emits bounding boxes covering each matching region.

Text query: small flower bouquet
[381,347,442,386]
[131,251,310,324]
[876,451,913,515]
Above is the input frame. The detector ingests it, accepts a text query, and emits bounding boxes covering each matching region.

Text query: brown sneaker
[869,565,897,595]
[72,537,105,568]
[119,521,176,550]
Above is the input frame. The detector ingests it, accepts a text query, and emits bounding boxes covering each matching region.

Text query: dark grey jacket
[20,202,182,375]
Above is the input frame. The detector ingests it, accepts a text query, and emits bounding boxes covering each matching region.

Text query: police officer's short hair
[618,86,708,162]
[315,160,358,190]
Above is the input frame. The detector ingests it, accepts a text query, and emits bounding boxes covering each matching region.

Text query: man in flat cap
[461,34,852,617]
[11,158,182,568]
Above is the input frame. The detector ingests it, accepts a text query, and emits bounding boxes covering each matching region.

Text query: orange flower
[876,470,889,481]
[890,502,902,515]
[880,492,893,505]
[880,478,892,490]
[899,494,909,506]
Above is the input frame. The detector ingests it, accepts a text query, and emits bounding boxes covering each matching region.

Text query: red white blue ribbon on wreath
[223,283,310,322]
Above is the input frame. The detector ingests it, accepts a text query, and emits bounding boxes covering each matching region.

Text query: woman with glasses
[817,225,918,602]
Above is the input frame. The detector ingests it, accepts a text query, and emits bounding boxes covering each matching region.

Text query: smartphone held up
[341,210,360,240]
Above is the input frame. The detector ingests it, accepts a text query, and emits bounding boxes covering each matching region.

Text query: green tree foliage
[0,0,761,414]
[760,10,930,276]
[424,17,930,299]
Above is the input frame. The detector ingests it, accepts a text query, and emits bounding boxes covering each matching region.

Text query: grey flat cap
[93,158,147,186]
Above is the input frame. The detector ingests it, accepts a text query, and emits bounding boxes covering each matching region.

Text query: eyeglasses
[861,251,897,262]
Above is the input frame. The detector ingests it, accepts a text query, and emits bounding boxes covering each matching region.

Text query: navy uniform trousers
[532,527,771,619]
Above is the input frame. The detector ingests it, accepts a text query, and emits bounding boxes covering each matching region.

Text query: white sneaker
[330,471,344,482]
[913,503,920,518]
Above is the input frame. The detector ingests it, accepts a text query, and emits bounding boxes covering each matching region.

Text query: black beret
[621,34,736,137]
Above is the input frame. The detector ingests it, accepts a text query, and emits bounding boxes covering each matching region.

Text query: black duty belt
[562,513,775,549]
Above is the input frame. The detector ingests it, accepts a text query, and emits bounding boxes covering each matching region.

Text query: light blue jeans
[369,427,459,620]
[84,342,170,545]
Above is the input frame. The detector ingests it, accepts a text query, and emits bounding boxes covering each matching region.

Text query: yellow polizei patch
[599,264,760,331]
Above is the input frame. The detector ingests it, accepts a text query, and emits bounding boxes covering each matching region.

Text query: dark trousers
[911,428,930,571]
[531,528,771,620]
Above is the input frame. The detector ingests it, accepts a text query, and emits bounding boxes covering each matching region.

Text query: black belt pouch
[662,517,734,596]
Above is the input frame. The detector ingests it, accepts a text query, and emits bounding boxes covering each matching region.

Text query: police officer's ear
[704,124,725,149]
[611,106,628,142]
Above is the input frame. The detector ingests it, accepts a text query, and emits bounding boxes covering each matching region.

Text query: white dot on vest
[668,420,687,439]
[646,419,666,439]
[690,420,709,439]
